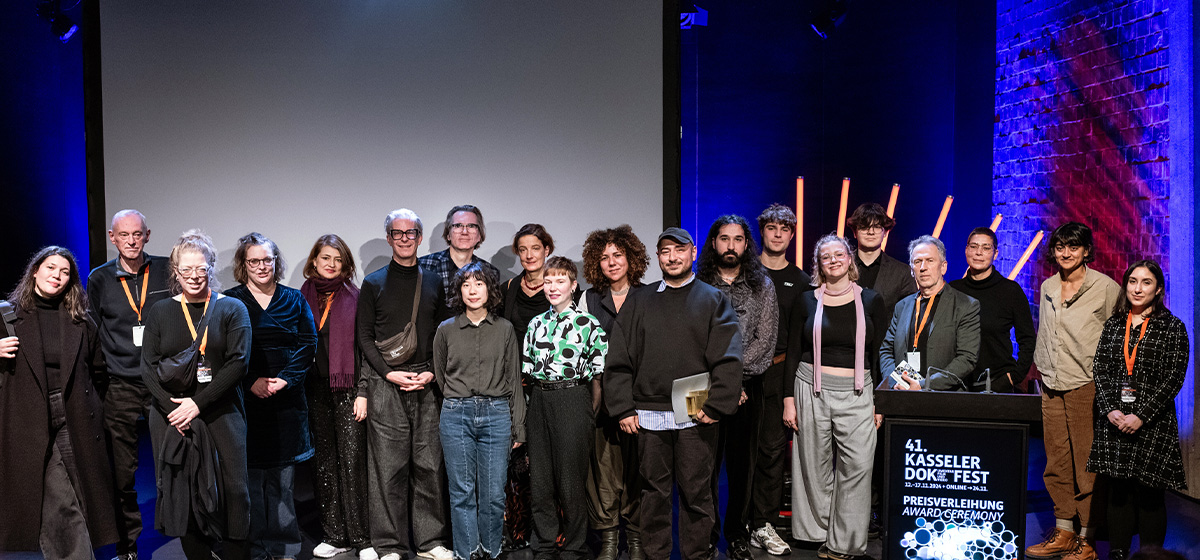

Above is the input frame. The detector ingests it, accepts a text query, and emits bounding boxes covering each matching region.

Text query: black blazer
[871,252,918,320]
[879,283,981,391]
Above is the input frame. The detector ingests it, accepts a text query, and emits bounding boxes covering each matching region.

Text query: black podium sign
[884,419,1028,560]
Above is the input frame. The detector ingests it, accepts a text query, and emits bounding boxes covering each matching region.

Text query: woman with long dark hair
[225,232,317,560]
[141,230,252,559]
[1087,260,1188,559]
[0,246,117,557]
[301,234,374,560]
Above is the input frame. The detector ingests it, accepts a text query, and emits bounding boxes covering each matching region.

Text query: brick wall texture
[994,0,1169,319]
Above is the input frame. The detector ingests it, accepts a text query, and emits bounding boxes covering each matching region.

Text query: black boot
[627,531,645,560]
[1109,548,1130,560]
[596,529,619,560]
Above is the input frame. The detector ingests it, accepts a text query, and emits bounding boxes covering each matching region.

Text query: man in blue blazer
[880,235,980,391]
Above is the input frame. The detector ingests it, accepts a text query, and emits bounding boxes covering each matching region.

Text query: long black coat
[226,284,317,467]
[0,305,118,550]
[1087,310,1188,490]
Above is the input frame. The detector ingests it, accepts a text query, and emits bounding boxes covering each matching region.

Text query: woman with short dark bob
[1087,259,1188,559]
[0,246,117,557]
[434,262,524,560]
[579,225,650,560]
[225,232,317,560]
[301,234,374,560]
[141,230,252,559]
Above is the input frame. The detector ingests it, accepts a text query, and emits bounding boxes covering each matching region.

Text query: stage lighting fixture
[810,0,848,40]
[35,0,78,44]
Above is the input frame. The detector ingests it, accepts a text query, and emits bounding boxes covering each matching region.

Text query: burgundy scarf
[811,282,866,393]
[301,276,359,390]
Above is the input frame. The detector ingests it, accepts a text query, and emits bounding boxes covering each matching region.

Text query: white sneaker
[313,543,352,559]
[379,554,400,560]
[415,546,454,560]
[750,523,792,556]
[358,548,379,560]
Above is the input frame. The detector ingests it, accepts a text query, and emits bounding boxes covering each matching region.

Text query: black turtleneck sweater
[356,260,448,375]
[948,267,1036,389]
[34,294,64,383]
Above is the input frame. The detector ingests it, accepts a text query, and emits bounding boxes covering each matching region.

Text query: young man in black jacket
[604,227,744,560]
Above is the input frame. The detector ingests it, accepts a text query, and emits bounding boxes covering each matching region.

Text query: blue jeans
[440,397,512,560]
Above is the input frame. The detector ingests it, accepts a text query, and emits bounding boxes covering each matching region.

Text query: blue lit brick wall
[993,0,1170,307]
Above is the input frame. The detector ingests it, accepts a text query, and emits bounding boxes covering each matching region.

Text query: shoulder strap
[410,268,423,325]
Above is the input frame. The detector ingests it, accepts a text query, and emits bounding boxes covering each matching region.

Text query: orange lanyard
[119,268,149,323]
[1123,312,1150,376]
[180,292,211,355]
[911,285,944,348]
[318,293,334,330]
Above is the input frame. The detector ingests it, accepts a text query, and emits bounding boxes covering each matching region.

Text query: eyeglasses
[177,266,210,278]
[819,251,848,263]
[967,243,995,252]
[246,257,276,269]
[857,224,884,233]
[449,223,480,232]
[388,228,420,241]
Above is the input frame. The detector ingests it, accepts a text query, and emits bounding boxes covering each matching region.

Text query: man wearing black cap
[604,227,744,560]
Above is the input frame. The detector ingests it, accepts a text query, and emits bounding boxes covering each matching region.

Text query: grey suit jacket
[879,283,981,391]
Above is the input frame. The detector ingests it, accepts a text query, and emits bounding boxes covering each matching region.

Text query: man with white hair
[879,235,980,391]
[357,209,453,560]
[87,209,172,560]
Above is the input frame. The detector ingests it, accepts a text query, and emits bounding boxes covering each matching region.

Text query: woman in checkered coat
[1087,259,1187,559]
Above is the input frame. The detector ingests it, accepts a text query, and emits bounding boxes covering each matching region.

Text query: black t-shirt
[766,263,814,354]
[855,253,882,290]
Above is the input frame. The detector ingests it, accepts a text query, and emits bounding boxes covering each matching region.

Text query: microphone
[926,365,970,392]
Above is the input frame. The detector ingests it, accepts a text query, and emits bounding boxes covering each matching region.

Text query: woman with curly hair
[434,262,525,560]
[579,225,650,560]
[0,246,117,557]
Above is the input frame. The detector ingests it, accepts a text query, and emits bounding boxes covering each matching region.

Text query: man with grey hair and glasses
[879,235,980,391]
[87,209,172,560]
[357,208,454,560]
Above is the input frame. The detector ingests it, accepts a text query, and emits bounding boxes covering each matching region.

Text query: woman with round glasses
[0,246,117,557]
[782,235,887,560]
[141,230,253,559]
[225,232,317,560]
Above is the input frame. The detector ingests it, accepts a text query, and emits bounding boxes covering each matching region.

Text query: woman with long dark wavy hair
[1087,259,1188,559]
[0,246,117,557]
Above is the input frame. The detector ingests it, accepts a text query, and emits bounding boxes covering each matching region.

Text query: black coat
[0,304,118,550]
[1087,311,1188,490]
[226,284,317,467]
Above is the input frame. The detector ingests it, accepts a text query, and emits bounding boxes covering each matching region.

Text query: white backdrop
[101,1,664,288]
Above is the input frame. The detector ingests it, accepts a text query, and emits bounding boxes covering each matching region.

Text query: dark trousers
[528,384,593,559]
[104,376,153,553]
[751,361,787,528]
[586,416,641,533]
[1106,476,1167,550]
[309,380,370,548]
[248,465,300,559]
[712,376,763,544]
[180,525,250,560]
[40,441,92,560]
[639,423,719,560]
[366,374,451,555]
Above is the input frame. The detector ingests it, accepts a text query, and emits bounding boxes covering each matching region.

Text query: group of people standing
[0,200,1186,560]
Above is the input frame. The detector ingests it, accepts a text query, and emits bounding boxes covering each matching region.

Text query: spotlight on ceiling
[35,0,78,44]
[810,0,848,40]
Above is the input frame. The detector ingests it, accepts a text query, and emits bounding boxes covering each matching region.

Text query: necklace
[611,286,629,296]
[523,274,543,291]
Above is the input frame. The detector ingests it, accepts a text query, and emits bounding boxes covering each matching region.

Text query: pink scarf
[811,282,866,393]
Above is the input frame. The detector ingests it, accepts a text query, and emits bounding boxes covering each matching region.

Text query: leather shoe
[596,528,620,560]
[627,531,645,560]
[727,539,753,560]
[1026,528,1077,559]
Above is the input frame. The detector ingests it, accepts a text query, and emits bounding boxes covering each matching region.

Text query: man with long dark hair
[697,215,778,560]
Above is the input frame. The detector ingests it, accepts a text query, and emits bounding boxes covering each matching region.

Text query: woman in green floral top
[521,256,608,560]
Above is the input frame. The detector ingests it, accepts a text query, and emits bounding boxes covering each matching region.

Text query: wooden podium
[874,390,1042,560]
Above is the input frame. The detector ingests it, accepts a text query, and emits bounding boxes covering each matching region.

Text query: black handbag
[157,299,214,394]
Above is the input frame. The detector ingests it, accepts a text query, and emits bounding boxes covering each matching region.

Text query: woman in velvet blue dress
[226,232,317,560]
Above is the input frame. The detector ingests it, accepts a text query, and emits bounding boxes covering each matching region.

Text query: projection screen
[100,2,665,287]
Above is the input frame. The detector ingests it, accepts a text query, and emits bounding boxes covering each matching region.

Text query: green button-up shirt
[522,305,608,382]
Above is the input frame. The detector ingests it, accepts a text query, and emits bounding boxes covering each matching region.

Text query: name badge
[131,325,145,347]
[906,352,922,374]
[197,363,213,384]
[1120,381,1136,403]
